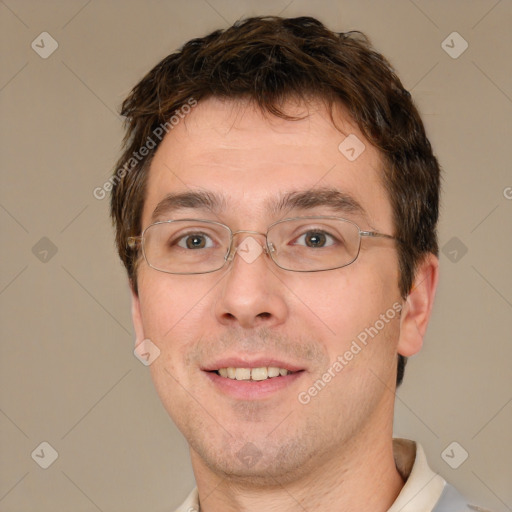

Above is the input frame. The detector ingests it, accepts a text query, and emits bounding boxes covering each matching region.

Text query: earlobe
[397,254,439,357]
[131,284,145,345]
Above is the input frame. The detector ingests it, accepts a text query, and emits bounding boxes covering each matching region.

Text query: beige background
[1,0,511,511]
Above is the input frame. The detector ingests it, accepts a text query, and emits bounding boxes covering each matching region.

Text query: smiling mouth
[213,367,302,381]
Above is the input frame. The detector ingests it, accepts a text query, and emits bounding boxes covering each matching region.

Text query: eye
[293,230,336,248]
[176,233,214,250]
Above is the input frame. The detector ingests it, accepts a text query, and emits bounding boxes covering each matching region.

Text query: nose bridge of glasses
[226,229,270,262]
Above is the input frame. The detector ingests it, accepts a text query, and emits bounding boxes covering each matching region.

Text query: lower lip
[204,370,304,400]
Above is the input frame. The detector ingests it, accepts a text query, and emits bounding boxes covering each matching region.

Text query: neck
[191,426,404,512]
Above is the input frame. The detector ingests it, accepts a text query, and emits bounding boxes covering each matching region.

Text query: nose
[213,234,288,329]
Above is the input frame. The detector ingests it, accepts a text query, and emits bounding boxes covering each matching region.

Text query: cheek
[287,257,399,340]
[290,259,401,390]
[136,271,216,374]
[138,272,211,334]
[137,273,214,419]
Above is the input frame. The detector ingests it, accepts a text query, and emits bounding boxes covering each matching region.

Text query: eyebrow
[150,187,370,224]
[268,188,369,220]
[151,191,227,222]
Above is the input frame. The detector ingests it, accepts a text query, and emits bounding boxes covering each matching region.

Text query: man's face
[132,97,405,483]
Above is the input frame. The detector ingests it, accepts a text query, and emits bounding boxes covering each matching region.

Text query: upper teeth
[218,367,290,381]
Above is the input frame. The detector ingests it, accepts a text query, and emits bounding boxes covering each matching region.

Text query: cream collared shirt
[174,439,462,512]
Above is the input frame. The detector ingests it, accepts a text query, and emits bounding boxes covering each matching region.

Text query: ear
[397,253,439,357]
[131,283,145,346]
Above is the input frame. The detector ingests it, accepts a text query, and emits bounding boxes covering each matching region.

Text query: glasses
[127,216,398,275]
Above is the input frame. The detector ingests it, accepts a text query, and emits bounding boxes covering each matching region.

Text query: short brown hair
[110,16,440,386]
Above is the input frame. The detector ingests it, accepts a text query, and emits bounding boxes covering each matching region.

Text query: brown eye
[177,233,213,249]
[294,230,335,248]
[304,232,327,247]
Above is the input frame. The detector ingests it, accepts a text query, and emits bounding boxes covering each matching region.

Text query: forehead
[142,97,393,230]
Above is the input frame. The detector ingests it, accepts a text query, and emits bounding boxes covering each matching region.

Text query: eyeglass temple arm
[360,231,400,242]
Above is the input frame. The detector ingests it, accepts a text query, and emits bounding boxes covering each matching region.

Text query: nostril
[257,312,271,319]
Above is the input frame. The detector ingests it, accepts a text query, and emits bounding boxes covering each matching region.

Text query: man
[110,16,475,511]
